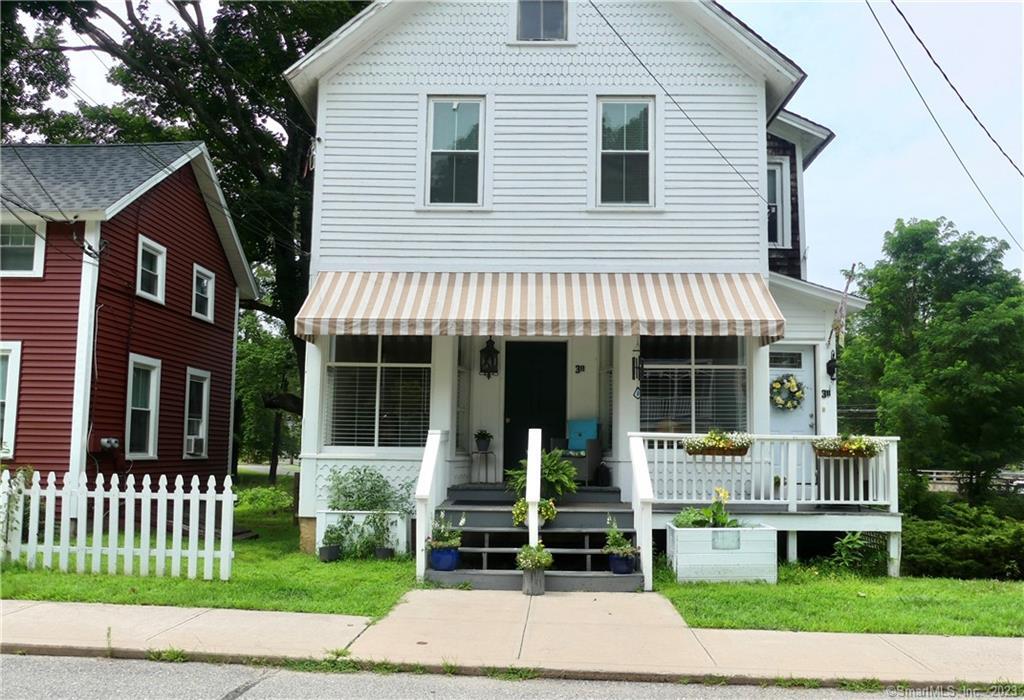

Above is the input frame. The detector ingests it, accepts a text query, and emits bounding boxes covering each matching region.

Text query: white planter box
[315,510,410,554]
[665,523,777,584]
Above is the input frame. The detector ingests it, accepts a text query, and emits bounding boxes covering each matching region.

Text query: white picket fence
[0,470,235,580]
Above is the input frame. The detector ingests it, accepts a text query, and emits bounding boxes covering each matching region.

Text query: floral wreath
[770,373,806,411]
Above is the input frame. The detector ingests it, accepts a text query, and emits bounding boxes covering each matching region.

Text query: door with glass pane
[768,346,816,436]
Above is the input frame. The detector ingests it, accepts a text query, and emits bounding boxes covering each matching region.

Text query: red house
[1,142,258,487]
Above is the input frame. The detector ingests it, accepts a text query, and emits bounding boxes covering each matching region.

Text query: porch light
[826,353,838,382]
[480,337,499,379]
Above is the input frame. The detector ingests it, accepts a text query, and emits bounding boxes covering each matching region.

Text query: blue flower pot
[608,554,635,575]
[429,547,460,571]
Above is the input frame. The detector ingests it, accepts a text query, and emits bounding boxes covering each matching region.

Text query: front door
[769,345,816,435]
[503,341,567,470]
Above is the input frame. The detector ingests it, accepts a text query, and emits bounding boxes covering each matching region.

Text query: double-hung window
[639,336,747,433]
[766,159,790,247]
[192,264,215,322]
[0,341,23,458]
[428,98,483,205]
[599,98,652,205]
[1,222,45,277]
[184,368,210,458]
[126,353,161,459]
[325,336,432,448]
[136,235,167,304]
[517,0,567,41]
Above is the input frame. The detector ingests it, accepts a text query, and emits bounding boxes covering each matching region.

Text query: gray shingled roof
[1,142,204,216]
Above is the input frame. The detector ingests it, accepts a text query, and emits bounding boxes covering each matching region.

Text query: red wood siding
[0,223,83,473]
[90,165,237,482]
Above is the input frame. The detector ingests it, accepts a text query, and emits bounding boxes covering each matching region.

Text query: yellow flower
[772,382,781,389]
[714,486,730,504]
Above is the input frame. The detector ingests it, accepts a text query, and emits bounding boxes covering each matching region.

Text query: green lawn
[1,473,416,619]
[656,562,1024,637]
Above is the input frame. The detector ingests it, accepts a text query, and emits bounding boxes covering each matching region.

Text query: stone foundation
[299,516,316,554]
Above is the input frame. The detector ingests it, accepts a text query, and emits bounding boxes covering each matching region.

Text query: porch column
[750,341,771,433]
[613,336,640,497]
[429,336,457,457]
[887,532,902,577]
[786,530,798,562]
[298,336,325,521]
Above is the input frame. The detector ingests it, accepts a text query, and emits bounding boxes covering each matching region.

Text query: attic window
[518,0,567,41]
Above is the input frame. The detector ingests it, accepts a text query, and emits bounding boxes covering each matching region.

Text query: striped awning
[295,271,785,339]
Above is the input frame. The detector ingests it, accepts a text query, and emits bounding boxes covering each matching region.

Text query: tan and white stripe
[294,271,785,340]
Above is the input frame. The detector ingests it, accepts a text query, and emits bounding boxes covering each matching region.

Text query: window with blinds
[324,337,432,448]
[640,337,747,433]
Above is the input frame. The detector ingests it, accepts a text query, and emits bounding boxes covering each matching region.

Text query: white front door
[769,346,816,436]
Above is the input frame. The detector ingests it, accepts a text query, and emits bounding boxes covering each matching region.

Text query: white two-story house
[285,0,901,590]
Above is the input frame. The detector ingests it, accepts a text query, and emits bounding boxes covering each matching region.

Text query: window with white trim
[640,337,747,433]
[599,98,653,205]
[136,235,167,304]
[517,0,567,41]
[1,222,45,277]
[126,353,161,459]
[0,341,23,458]
[428,98,483,205]
[324,337,432,448]
[192,264,215,322]
[767,159,791,247]
[184,368,210,458]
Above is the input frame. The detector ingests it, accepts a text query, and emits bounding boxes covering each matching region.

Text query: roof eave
[769,272,868,311]
[770,109,836,168]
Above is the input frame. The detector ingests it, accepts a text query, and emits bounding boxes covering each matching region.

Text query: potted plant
[506,448,578,500]
[682,430,753,457]
[811,435,884,459]
[511,498,557,528]
[426,511,466,571]
[601,515,638,574]
[474,429,493,452]
[366,510,395,559]
[516,542,554,596]
[319,523,346,562]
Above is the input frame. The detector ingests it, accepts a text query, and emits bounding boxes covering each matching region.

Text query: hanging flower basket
[682,430,753,457]
[811,436,884,459]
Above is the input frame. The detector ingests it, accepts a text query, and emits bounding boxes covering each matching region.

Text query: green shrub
[516,542,553,570]
[326,466,413,513]
[506,449,578,499]
[983,489,1024,521]
[236,486,293,515]
[830,532,886,576]
[903,503,1024,580]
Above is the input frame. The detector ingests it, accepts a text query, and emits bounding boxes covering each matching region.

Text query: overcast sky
[52,1,1023,289]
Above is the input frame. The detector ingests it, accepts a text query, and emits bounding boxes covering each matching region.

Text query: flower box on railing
[682,431,753,458]
[811,436,884,459]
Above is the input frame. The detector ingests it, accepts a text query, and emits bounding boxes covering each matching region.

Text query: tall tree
[839,219,1024,502]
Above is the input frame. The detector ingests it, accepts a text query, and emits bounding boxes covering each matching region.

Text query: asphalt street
[0,654,893,699]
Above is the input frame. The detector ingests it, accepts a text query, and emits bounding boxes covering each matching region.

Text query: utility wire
[7,145,73,222]
[587,0,768,206]
[865,0,1022,252]
[1,199,99,268]
[889,0,1023,179]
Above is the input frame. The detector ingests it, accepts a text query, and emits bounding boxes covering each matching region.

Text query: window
[428,98,483,205]
[325,336,432,448]
[1,222,45,277]
[767,159,790,247]
[184,368,210,458]
[599,99,652,205]
[0,341,22,458]
[769,351,802,369]
[136,235,167,304]
[639,337,747,433]
[192,264,215,322]
[126,353,161,459]
[518,0,567,41]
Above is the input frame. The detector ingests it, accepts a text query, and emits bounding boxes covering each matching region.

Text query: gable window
[136,235,167,304]
[599,99,652,205]
[639,336,747,433]
[192,264,215,322]
[428,98,483,205]
[518,0,567,41]
[126,353,161,459]
[767,159,791,247]
[0,341,22,458]
[184,368,210,459]
[325,336,431,448]
[1,222,45,277]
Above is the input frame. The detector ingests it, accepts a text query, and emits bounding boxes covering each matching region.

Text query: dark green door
[503,341,567,471]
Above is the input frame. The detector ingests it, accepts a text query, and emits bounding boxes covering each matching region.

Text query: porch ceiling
[295,271,785,340]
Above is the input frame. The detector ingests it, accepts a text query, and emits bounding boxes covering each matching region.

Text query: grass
[1,473,416,619]
[484,666,539,681]
[655,562,1024,637]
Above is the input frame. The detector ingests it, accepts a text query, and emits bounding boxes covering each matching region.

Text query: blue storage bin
[567,419,598,452]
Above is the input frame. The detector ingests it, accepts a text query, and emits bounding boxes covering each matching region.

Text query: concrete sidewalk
[2,594,1021,686]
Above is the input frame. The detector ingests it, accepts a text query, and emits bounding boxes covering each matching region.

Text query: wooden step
[425,569,644,592]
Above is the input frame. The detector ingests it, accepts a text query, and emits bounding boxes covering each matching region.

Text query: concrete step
[442,503,633,529]
[425,569,645,593]
[446,483,622,505]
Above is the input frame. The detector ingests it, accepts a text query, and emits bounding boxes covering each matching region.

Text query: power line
[865,0,1022,253]
[889,0,1023,179]
[586,0,767,206]
[1,199,99,268]
[7,145,73,222]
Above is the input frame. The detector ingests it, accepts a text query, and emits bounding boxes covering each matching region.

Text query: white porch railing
[630,433,899,512]
[414,429,449,580]
[627,435,655,592]
[525,428,541,547]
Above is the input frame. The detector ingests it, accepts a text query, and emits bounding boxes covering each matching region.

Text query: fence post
[124,475,136,575]
[42,472,56,569]
[0,471,10,563]
[203,475,217,580]
[28,472,41,569]
[187,475,201,579]
[91,473,104,573]
[107,473,120,575]
[75,472,88,573]
[155,475,168,576]
[58,473,71,572]
[171,475,184,577]
[219,475,234,581]
[139,475,152,577]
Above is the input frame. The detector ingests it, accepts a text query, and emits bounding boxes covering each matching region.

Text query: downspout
[69,220,102,492]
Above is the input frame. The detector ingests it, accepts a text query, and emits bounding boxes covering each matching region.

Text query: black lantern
[826,353,838,382]
[479,337,499,379]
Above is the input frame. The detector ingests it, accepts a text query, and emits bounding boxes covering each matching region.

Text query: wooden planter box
[665,523,777,583]
[813,448,877,459]
[315,510,411,554]
[685,446,750,457]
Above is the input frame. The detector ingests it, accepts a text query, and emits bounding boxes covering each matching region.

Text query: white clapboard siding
[314,1,766,274]
[0,470,235,581]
